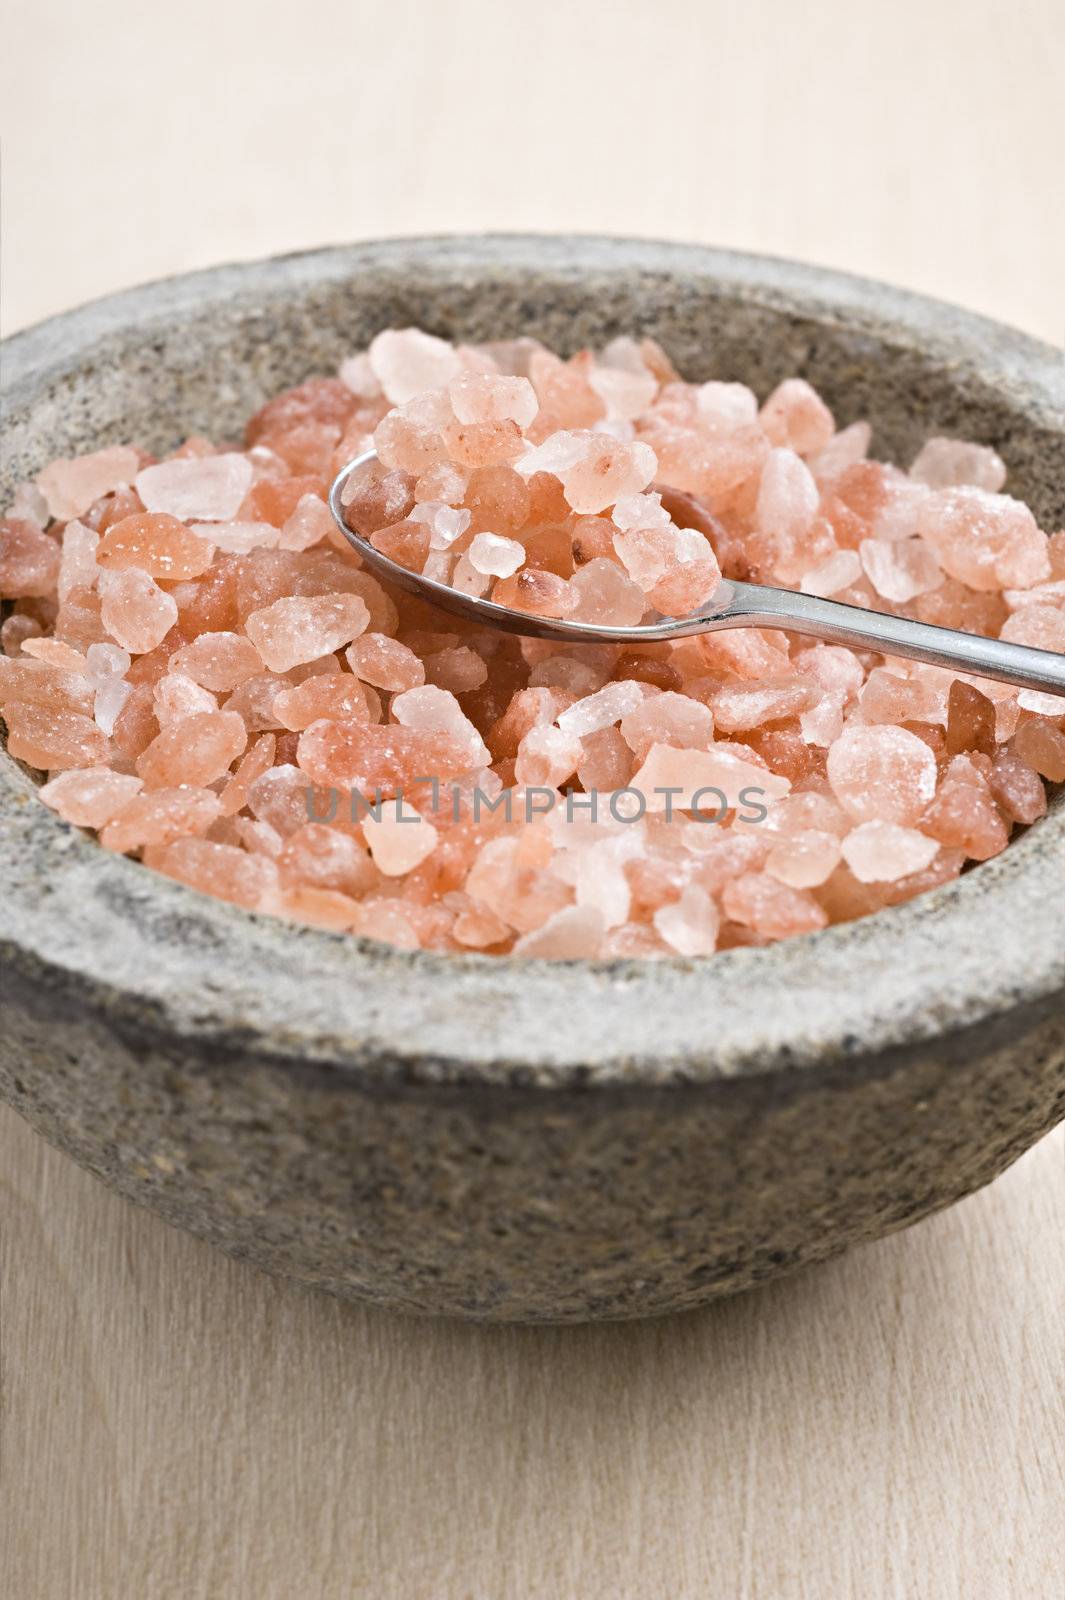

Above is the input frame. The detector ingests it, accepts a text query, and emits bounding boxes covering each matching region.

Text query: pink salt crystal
[754,448,820,572]
[244,594,370,672]
[800,549,862,597]
[512,905,605,959]
[273,884,361,931]
[98,567,178,654]
[1000,604,1065,653]
[799,693,845,748]
[858,666,948,728]
[612,492,671,533]
[568,558,648,627]
[827,723,937,824]
[278,494,333,552]
[514,723,583,787]
[135,454,253,522]
[619,692,714,761]
[859,537,942,602]
[721,872,827,938]
[0,518,60,597]
[809,422,872,481]
[516,430,594,481]
[921,755,1009,860]
[759,379,835,456]
[369,329,461,405]
[450,895,512,949]
[557,679,646,738]
[909,438,1007,492]
[422,646,488,694]
[653,885,720,956]
[338,352,383,399]
[918,488,1050,591]
[631,742,791,811]
[173,631,262,691]
[99,786,222,853]
[39,767,144,828]
[153,673,218,727]
[559,436,658,515]
[273,673,370,731]
[218,734,277,816]
[35,447,140,521]
[57,520,100,601]
[362,800,439,875]
[96,513,214,579]
[155,836,279,911]
[468,532,525,578]
[695,381,759,429]
[278,823,377,897]
[21,637,88,673]
[346,633,425,692]
[840,821,939,882]
[988,748,1047,825]
[449,372,538,429]
[392,684,490,768]
[573,839,637,928]
[764,829,842,889]
[9,480,51,526]
[712,680,817,732]
[136,709,247,788]
[589,361,657,423]
[2,615,44,655]
[492,568,577,619]
[612,524,721,614]
[93,675,132,736]
[193,520,279,554]
[246,764,317,836]
[374,392,453,475]
[4,703,109,770]
[1013,720,1065,782]
[297,720,471,795]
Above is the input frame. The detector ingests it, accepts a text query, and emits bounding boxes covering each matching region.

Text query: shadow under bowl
[2,235,1063,1321]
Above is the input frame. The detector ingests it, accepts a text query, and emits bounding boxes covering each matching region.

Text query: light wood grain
[2,0,1064,1594]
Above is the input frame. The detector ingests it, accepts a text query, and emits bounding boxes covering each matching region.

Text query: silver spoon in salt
[329,448,1065,697]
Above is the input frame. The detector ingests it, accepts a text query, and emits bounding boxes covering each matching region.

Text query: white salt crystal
[653,885,720,956]
[58,520,100,601]
[557,680,646,737]
[363,801,439,876]
[515,431,590,479]
[800,550,862,597]
[93,676,131,736]
[859,538,942,603]
[136,454,253,522]
[369,329,461,406]
[841,821,939,882]
[468,533,525,578]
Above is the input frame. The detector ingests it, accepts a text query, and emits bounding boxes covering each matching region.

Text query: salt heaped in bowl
[1,328,1063,959]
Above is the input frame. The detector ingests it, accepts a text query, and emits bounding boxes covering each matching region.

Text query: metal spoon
[329,449,1065,696]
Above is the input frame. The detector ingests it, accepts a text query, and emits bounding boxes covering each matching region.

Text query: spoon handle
[716,582,1065,695]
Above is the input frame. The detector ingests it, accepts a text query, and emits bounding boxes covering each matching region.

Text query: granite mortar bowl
[2,236,1063,1323]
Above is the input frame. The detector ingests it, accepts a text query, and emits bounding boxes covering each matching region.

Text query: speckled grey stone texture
[1,236,1063,1322]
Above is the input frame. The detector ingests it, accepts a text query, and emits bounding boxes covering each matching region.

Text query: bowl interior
[2,236,1063,1087]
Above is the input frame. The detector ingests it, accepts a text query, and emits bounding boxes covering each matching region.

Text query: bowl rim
[2,232,1063,1092]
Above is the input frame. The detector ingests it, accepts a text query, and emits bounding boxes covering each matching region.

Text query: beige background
[1,1,1063,1595]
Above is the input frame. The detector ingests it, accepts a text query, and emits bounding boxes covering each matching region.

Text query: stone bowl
[2,236,1063,1323]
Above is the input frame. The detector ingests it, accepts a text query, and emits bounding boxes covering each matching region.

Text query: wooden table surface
[2,2,1062,1594]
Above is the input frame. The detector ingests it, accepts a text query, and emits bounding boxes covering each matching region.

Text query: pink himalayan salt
[219,734,277,817]
[765,829,842,889]
[722,872,827,938]
[2,614,44,654]
[135,454,253,522]
[653,884,720,956]
[918,488,1049,591]
[155,836,279,911]
[909,438,1006,492]
[759,379,835,456]
[244,594,370,672]
[754,449,820,575]
[297,720,473,795]
[273,884,360,930]
[193,520,279,554]
[712,679,817,732]
[809,422,872,481]
[346,633,425,692]
[619,691,715,761]
[136,710,247,788]
[1013,719,1065,782]
[1,518,61,597]
[35,446,140,521]
[22,637,89,673]
[859,537,942,602]
[392,684,490,768]
[589,362,658,422]
[4,702,108,770]
[492,568,577,619]
[514,724,583,787]
[840,821,939,883]
[827,724,937,825]
[247,764,317,836]
[1000,604,1065,653]
[98,567,178,653]
[96,513,214,579]
[800,549,861,597]
[279,495,334,553]
[278,824,377,898]
[370,328,461,406]
[557,679,646,737]
[423,646,488,693]
[613,523,721,614]
[362,800,439,875]
[559,436,657,515]
[450,373,538,429]
[513,905,606,959]
[988,749,1048,825]
[153,673,215,727]
[58,520,100,601]
[100,786,222,853]
[8,480,50,525]
[273,673,369,730]
[173,631,263,691]
[568,558,646,626]
[696,381,759,429]
[630,742,791,811]
[920,755,1009,860]
[39,767,144,828]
